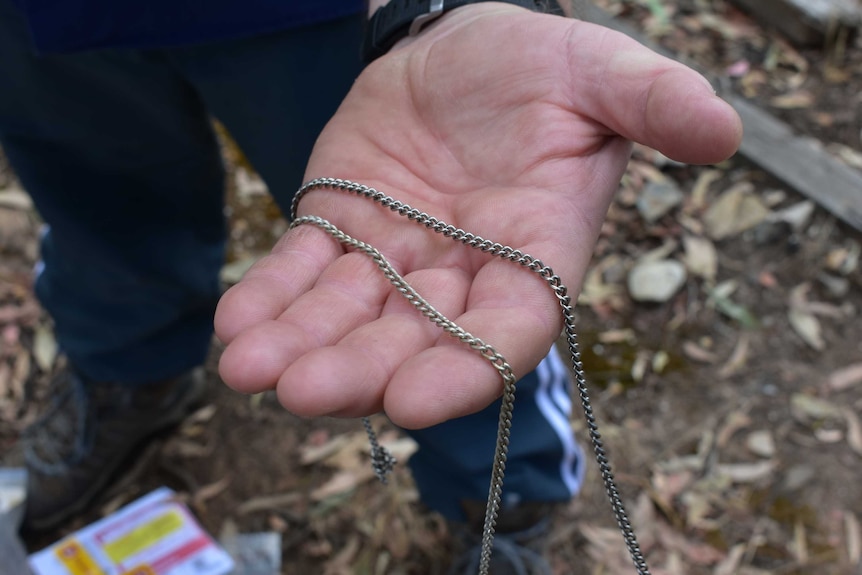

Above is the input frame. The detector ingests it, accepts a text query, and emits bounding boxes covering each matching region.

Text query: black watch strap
[362,0,562,63]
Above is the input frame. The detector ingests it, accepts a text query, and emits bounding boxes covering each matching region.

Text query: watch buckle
[409,0,445,36]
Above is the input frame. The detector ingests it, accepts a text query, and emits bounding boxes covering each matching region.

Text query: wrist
[363,0,559,64]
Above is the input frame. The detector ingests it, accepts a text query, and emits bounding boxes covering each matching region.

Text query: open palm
[215,4,742,429]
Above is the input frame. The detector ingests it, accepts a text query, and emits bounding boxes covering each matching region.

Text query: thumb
[568,21,743,164]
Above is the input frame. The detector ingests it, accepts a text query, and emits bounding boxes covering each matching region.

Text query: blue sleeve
[14,0,366,53]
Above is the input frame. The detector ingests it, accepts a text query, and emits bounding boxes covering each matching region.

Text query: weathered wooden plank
[580,4,862,232]
[728,0,862,46]
[730,96,862,230]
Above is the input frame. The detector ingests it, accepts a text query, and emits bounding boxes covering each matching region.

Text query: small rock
[770,200,815,232]
[601,259,627,284]
[818,273,850,298]
[759,382,779,396]
[781,465,816,493]
[627,259,687,303]
[751,220,792,246]
[636,180,684,223]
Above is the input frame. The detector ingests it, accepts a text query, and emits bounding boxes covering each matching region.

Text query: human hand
[215,4,742,429]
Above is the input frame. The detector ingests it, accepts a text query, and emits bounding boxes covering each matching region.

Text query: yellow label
[126,565,157,575]
[103,509,183,563]
[55,540,103,575]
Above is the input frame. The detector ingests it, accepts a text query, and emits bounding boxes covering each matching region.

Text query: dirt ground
[2,1,862,574]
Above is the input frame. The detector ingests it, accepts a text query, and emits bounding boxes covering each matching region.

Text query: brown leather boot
[2,365,205,531]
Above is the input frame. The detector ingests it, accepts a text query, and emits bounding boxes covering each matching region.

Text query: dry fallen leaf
[192,475,232,508]
[311,468,376,501]
[11,349,29,401]
[841,408,862,456]
[703,183,771,240]
[824,363,862,393]
[680,490,715,529]
[302,537,334,559]
[599,328,637,344]
[0,362,11,403]
[713,543,746,575]
[830,143,862,170]
[791,520,809,564]
[791,393,842,423]
[788,308,825,350]
[631,350,651,383]
[577,263,624,307]
[662,551,686,575]
[382,516,412,560]
[682,340,718,364]
[814,427,843,443]
[236,492,303,515]
[715,460,776,483]
[0,187,34,210]
[655,520,726,565]
[770,90,815,109]
[718,333,751,379]
[300,434,353,466]
[717,410,752,448]
[32,324,58,372]
[219,254,264,285]
[181,404,217,427]
[683,235,718,281]
[377,435,418,462]
[580,524,635,573]
[746,430,776,458]
[0,209,36,251]
[0,301,40,326]
[689,169,723,211]
[725,59,751,78]
[161,437,214,458]
[651,469,695,510]
[846,512,861,564]
[322,534,361,575]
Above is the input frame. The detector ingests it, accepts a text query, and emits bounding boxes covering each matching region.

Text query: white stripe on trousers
[535,345,586,496]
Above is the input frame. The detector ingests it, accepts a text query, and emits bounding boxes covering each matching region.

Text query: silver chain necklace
[291,178,650,575]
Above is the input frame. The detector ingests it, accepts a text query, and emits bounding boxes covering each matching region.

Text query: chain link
[291,177,651,575]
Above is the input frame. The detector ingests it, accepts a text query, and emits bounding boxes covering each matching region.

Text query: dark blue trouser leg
[168,14,365,208]
[0,0,363,383]
[405,346,585,520]
[0,0,227,383]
